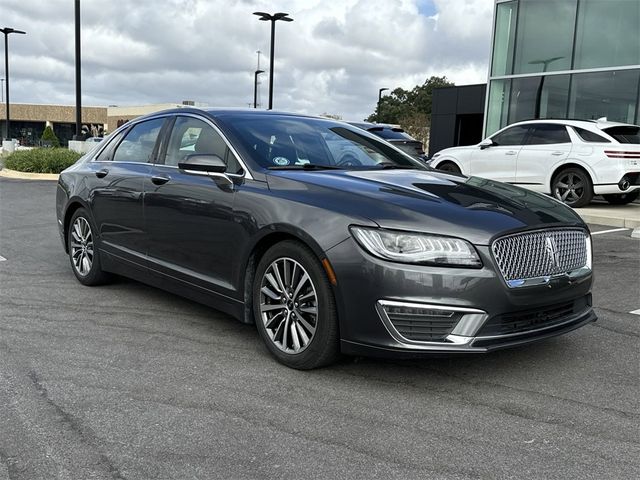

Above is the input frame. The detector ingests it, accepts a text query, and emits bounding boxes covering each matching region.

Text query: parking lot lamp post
[73,0,84,140]
[253,12,293,110]
[254,69,265,108]
[1,27,26,141]
[377,87,389,122]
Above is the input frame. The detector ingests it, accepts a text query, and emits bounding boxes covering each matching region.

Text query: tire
[551,168,593,208]
[67,208,111,286]
[437,161,461,174]
[603,191,639,205]
[253,240,340,369]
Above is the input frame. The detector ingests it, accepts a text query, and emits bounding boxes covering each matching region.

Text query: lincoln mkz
[56,109,596,369]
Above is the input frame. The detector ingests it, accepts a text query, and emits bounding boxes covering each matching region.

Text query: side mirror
[179,154,227,173]
[479,139,494,150]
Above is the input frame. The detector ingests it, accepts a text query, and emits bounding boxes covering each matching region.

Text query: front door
[470,125,530,183]
[144,115,246,298]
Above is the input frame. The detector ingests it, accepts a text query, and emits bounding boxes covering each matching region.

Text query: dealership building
[430,0,640,155]
[0,102,199,146]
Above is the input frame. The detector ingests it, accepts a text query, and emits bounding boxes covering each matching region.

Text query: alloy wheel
[554,172,586,204]
[259,257,318,354]
[70,217,94,276]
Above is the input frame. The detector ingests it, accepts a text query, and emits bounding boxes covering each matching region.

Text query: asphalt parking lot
[1,177,638,480]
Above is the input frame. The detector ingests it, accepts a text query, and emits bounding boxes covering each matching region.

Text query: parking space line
[630,309,640,316]
[0,255,6,262]
[591,228,630,236]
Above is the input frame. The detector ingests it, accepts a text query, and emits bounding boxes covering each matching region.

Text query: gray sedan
[56,109,596,369]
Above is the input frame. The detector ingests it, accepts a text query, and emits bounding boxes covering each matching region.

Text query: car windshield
[602,126,640,144]
[220,115,426,170]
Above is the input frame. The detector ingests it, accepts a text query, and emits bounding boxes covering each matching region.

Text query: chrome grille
[492,229,588,283]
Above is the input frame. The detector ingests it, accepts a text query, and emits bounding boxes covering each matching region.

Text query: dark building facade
[428,84,486,156]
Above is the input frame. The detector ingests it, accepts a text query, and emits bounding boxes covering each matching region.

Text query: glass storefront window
[508,76,540,123]
[513,0,576,75]
[569,70,640,123]
[538,75,571,119]
[491,1,518,76]
[486,79,511,135]
[574,0,640,70]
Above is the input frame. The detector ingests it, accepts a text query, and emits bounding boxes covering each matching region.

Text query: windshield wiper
[268,164,343,171]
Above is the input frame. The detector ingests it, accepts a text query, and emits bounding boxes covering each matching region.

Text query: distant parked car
[348,122,428,162]
[431,119,640,207]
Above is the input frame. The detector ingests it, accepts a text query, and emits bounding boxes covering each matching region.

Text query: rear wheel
[253,240,339,369]
[68,208,110,285]
[603,191,639,205]
[437,161,461,174]
[552,168,593,208]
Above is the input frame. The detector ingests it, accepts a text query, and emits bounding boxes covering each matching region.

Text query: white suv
[431,119,640,207]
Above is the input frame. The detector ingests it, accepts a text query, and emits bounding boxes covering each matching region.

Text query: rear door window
[112,118,166,163]
[525,124,571,145]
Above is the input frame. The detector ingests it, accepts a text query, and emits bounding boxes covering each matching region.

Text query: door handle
[151,175,170,185]
[95,168,109,178]
[552,151,565,156]
[505,151,517,156]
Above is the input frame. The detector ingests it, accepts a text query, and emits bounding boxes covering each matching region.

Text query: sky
[1,0,494,121]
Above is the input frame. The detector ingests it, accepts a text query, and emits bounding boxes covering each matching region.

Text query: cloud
[2,0,493,121]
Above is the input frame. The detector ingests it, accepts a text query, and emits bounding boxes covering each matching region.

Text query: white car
[431,119,640,207]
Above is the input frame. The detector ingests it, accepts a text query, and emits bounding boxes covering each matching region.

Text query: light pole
[254,69,264,108]
[377,88,389,123]
[253,12,293,110]
[73,0,83,140]
[1,27,27,141]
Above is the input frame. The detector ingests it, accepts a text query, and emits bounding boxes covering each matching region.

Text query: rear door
[89,117,167,265]
[470,125,529,183]
[516,124,572,191]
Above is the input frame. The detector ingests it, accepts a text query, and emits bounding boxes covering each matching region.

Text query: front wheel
[603,191,639,205]
[253,241,340,369]
[436,161,461,174]
[552,168,593,208]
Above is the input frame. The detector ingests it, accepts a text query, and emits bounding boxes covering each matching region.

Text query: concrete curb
[0,168,59,181]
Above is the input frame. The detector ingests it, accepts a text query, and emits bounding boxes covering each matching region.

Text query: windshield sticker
[273,157,290,166]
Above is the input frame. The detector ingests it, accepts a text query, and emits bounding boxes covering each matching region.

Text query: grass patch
[4,148,83,174]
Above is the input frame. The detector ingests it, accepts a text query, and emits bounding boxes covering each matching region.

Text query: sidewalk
[576,202,640,229]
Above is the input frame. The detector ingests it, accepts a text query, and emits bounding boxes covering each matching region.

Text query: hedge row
[4,148,82,174]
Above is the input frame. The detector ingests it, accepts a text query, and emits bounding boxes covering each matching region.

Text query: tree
[41,125,60,147]
[365,76,455,148]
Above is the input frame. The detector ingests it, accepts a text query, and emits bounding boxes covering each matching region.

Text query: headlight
[350,227,482,267]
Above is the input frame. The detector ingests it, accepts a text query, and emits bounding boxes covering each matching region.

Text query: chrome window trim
[89,112,253,180]
[375,300,489,349]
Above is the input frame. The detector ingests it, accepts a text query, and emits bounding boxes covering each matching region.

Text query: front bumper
[326,237,595,357]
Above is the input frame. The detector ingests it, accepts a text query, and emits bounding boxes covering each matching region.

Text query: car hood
[265,169,585,245]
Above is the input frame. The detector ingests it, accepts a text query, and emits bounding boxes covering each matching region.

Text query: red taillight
[605,150,640,159]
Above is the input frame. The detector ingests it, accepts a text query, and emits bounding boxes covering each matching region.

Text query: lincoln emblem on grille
[545,235,560,268]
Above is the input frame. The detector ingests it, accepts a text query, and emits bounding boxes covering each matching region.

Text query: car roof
[347,121,404,131]
[507,118,639,130]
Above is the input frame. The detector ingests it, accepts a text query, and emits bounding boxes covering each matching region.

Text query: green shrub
[4,148,82,174]
[41,125,60,147]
